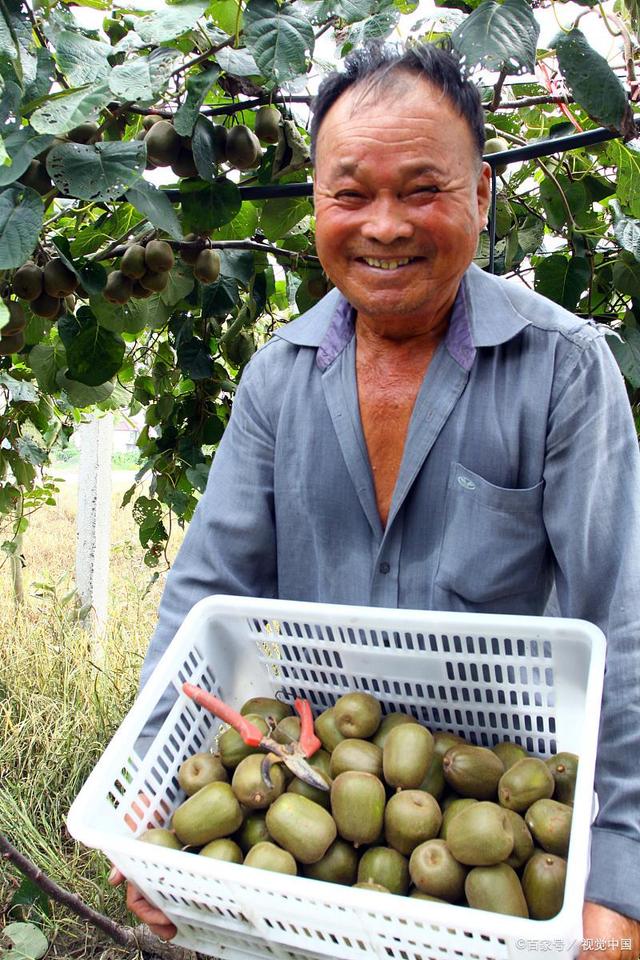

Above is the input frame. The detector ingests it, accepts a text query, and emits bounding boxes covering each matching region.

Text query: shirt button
[379,561,390,574]
[457,475,476,490]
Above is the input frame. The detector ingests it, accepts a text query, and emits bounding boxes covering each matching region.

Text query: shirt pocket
[434,461,547,605]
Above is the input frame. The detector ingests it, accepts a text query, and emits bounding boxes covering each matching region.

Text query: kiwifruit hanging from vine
[18,160,53,196]
[120,243,147,279]
[211,124,228,164]
[171,146,199,179]
[135,129,147,141]
[130,280,154,299]
[12,263,43,302]
[103,270,133,304]
[179,233,204,266]
[145,240,174,272]
[68,122,102,144]
[43,258,78,297]
[3,301,26,335]
[254,105,282,145]
[483,136,509,175]
[226,125,262,171]
[143,114,164,131]
[145,120,182,166]
[30,291,62,318]
[139,269,169,293]
[0,329,26,355]
[194,249,221,284]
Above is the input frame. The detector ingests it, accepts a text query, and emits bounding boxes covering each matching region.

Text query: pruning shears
[182,683,329,792]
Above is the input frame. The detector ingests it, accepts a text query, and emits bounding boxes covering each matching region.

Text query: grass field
[0,471,183,959]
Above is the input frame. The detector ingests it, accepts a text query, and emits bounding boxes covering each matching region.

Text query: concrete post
[76,414,113,653]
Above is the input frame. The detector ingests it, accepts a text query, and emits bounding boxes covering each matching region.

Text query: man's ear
[477,161,492,224]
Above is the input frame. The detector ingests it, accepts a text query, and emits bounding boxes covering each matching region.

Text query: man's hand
[108,867,177,941]
[578,901,640,959]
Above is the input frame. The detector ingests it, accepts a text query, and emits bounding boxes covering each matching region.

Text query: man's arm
[542,333,640,923]
[137,347,279,754]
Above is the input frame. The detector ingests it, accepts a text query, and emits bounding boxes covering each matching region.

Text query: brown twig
[93,238,320,263]
[0,833,194,960]
[490,67,509,112]
[486,94,575,110]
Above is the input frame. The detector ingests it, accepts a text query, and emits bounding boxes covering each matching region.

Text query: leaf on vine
[534,253,590,311]
[181,178,242,231]
[1,921,48,960]
[46,140,146,202]
[177,336,215,379]
[125,179,184,240]
[54,30,112,86]
[0,372,38,403]
[160,264,195,306]
[109,49,179,103]
[66,321,126,387]
[215,47,260,77]
[134,1,210,44]
[24,48,56,104]
[29,342,67,393]
[202,276,240,317]
[345,8,400,46]
[451,0,539,75]
[259,197,312,241]
[607,326,640,388]
[0,185,43,269]
[553,29,636,138]
[29,82,113,135]
[56,371,115,407]
[0,127,54,187]
[174,65,220,137]
[219,250,255,285]
[244,0,315,86]
[611,199,640,259]
[612,253,640,298]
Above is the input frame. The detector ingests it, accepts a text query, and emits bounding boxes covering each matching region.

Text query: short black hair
[309,41,485,163]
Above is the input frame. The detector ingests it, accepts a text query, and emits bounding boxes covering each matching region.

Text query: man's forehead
[331,157,443,178]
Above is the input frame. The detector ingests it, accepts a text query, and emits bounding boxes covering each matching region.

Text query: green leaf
[613,253,640,298]
[160,264,195,306]
[56,370,115,407]
[214,202,259,241]
[0,185,43,269]
[177,336,214,379]
[215,47,259,77]
[46,140,145,202]
[451,0,539,75]
[29,342,67,393]
[539,177,589,231]
[186,461,210,492]
[611,199,640,259]
[181,178,242,232]
[534,254,590,311]
[29,82,113,135]
[1,922,48,960]
[553,29,635,137]
[202,276,239,317]
[346,9,400,44]
[24,48,56,104]
[109,49,178,102]
[609,142,640,219]
[219,250,255,285]
[54,30,112,86]
[66,322,126,386]
[0,127,54,187]
[259,197,312,241]
[0,7,22,86]
[0,372,38,402]
[15,437,47,466]
[191,116,222,183]
[135,1,210,44]
[125,180,183,240]
[608,327,640,388]
[244,0,315,86]
[312,0,379,24]
[174,65,220,137]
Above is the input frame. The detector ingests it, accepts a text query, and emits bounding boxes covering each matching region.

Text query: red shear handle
[182,683,264,747]
[294,698,322,757]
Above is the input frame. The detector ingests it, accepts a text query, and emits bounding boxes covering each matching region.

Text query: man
[113,44,640,957]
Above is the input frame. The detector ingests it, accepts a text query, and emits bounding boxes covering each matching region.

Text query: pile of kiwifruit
[138,692,578,921]
[137,105,281,176]
[6,257,79,334]
[102,236,222,305]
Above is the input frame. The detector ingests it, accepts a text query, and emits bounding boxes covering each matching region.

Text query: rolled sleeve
[543,334,640,920]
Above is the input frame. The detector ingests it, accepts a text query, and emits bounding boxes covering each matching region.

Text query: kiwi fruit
[211,124,228,164]
[104,270,133,304]
[225,125,262,171]
[68,122,102,144]
[143,114,164,131]
[194,249,221,284]
[130,280,154,299]
[30,292,61,318]
[139,269,169,293]
[145,240,174,273]
[43,258,78,297]
[18,160,53,196]
[171,146,199,179]
[483,136,509,175]
[0,329,26,354]
[145,120,182,167]
[135,129,148,142]
[12,262,43,302]
[180,233,204,266]
[254,105,281,145]
[120,244,147,279]
[3,301,26,335]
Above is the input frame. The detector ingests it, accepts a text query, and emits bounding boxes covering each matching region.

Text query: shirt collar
[274,263,529,366]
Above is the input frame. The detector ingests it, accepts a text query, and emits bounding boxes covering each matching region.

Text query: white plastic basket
[67,596,606,960]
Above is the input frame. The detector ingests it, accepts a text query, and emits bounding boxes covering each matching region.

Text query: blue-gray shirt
[141,262,640,920]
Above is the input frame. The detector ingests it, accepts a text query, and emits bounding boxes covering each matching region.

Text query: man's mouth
[357,257,420,271]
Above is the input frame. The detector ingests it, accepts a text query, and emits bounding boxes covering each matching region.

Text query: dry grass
[0,470,183,958]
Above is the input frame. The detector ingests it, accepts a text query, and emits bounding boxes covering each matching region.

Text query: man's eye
[336,191,364,200]
[412,186,439,195]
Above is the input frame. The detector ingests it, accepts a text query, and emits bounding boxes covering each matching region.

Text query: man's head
[311,43,491,338]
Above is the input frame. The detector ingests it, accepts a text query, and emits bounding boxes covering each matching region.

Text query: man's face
[313,75,491,336]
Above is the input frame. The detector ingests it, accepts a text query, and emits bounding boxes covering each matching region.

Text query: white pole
[76,414,113,653]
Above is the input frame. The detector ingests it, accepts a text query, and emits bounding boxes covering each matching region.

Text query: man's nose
[360,197,414,245]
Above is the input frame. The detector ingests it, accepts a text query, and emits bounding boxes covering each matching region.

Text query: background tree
[1,0,639,571]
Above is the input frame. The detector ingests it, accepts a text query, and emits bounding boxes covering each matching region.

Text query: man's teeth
[362,257,413,270]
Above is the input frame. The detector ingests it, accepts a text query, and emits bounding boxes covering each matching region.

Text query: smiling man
[119,44,640,957]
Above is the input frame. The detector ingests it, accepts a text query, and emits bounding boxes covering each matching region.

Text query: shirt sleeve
[136,348,278,754]
[542,333,640,921]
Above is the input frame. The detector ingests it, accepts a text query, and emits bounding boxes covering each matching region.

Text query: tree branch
[0,834,196,960]
[486,94,575,110]
[93,238,320,263]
